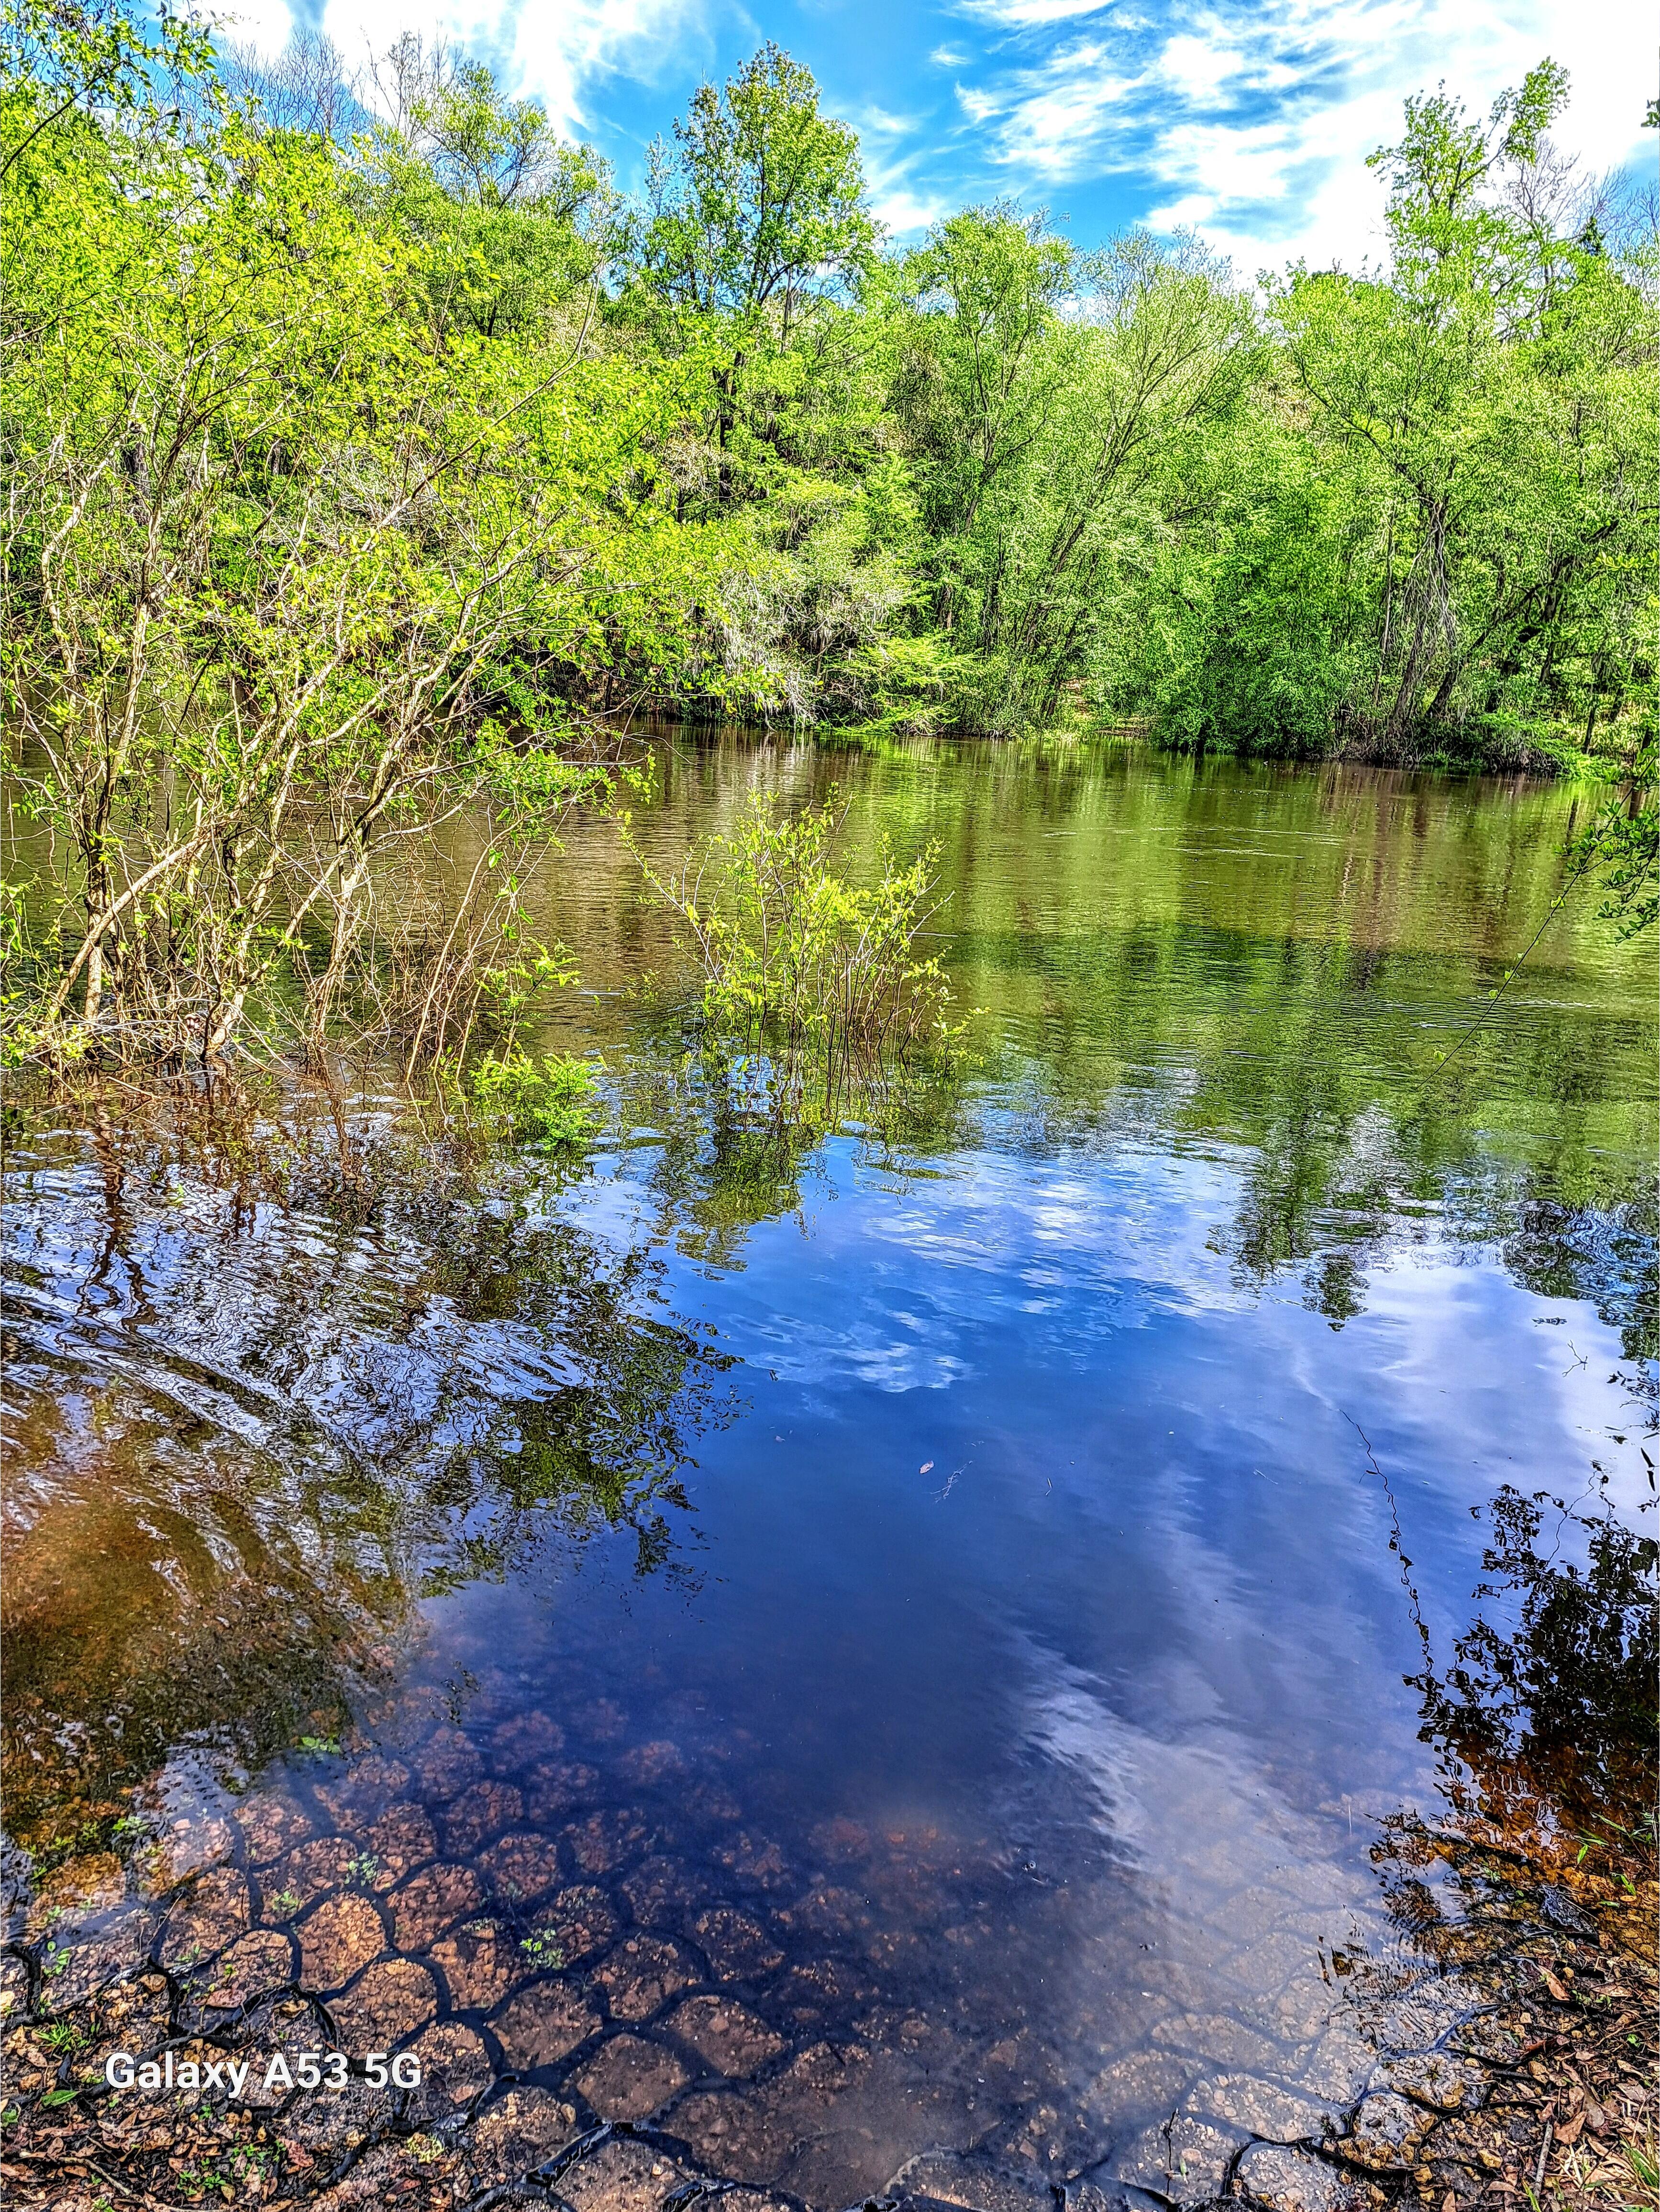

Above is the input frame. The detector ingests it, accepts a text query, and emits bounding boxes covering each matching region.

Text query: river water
[4,739,1653,2202]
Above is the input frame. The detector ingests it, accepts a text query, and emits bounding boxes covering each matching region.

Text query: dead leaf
[1541,1969,1569,2001]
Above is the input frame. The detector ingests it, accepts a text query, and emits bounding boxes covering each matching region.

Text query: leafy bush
[1565,729,1659,938]
[470,1050,603,1146]
[636,791,955,1076]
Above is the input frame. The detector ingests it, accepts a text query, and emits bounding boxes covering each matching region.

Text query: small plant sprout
[470,1049,603,1148]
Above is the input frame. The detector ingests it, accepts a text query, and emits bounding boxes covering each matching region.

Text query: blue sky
[239,0,1652,276]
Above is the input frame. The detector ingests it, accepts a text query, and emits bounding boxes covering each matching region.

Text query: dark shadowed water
[4,740,1653,2202]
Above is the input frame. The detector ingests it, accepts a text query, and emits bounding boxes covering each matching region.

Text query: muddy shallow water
[3,739,1653,2204]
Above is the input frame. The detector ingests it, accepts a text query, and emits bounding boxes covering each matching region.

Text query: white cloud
[957,0,1115,23]
[319,0,710,141]
[860,115,954,238]
[223,0,296,56]
[1154,33,1244,101]
[858,104,925,138]
[965,41,1141,175]
[871,184,950,235]
[958,0,1655,274]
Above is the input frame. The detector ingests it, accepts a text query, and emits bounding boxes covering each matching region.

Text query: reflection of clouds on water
[1352,1261,1650,1523]
[539,1077,1646,1849]
[593,1139,1255,1395]
[1014,1633,1384,2103]
[854,1146,1245,1329]
[1019,1631,1368,1907]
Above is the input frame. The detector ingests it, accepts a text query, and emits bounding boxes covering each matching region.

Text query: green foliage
[635,41,874,330]
[1567,732,1659,935]
[471,1049,603,1146]
[357,36,623,343]
[636,790,955,1073]
[1108,61,1656,764]
[1,0,216,162]
[890,214,1256,732]
[2,9,1652,1081]
[0,0,767,1063]
[1109,417,1369,756]
[1367,60,1571,243]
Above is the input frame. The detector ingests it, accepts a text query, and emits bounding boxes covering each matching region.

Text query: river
[3,737,1652,2203]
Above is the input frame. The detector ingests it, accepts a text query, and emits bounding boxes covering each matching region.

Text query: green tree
[888,207,1074,641]
[1568,731,1658,935]
[1,0,216,175]
[891,213,1252,730]
[0,2,762,1060]
[636,41,874,335]
[367,38,622,343]
[1111,63,1656,763]
[629,43,877,502]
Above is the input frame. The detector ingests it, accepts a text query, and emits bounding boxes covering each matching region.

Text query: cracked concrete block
[1186,2072,1333,2143]
[887,2147,1058,2212]
[574,2032,692,2121]
[1107,2114,1246,2206]
[666,1995,786,2078]
[1235,2143,1366,2212]
[491,1977,601,2069]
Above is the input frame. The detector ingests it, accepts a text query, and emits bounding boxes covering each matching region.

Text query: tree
[636,42,874,333]
[1272,67,1654,759]
[358,36,621,344]
[891,214,1252,729]
[888,206,1074,633]
[1568,733,1658,936]
[0,3,739,1060]
[626,43,876,511]
[219,27,361,143]
[1,0,215,177]
[1111,63,1656,763]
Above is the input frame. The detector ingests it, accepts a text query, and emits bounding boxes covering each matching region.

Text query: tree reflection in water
[1351,1455,1656,2002]
[1412,1483,1657,1855]
[0,1098,733,1868]
[1322,1480,1656,2212]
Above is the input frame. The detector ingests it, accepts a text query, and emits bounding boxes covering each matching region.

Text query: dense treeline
[7,4,1654,752]
[1,0,1653,1058]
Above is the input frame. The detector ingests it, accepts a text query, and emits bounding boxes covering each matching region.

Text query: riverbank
[1141,726,1632,781]
[595,708,1639,784]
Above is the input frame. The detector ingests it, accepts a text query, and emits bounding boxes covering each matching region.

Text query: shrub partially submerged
[470,1048,604,1147]
[634,790,958,1088]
